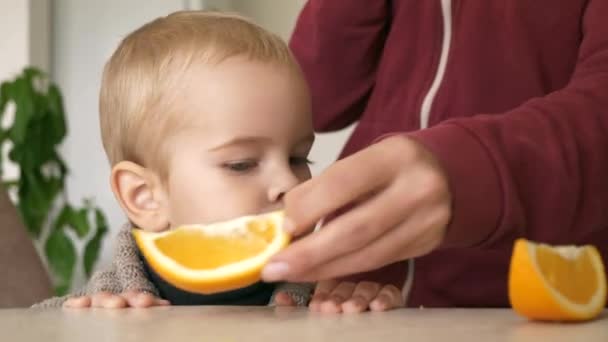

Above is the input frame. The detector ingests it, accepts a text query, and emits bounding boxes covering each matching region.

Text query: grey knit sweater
[33,224,312,308]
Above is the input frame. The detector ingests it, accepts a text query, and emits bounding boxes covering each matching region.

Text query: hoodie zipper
[403,0,453,306]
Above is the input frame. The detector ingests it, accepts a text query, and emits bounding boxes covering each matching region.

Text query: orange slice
[508,238,606,321]
[133,211,289,294]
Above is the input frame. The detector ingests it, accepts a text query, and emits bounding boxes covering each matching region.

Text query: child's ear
[110,161,169,231]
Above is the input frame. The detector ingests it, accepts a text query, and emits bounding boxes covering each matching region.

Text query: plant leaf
[70,207,91,238]
[45,227,76,296]
[19,115,55,168]
[83,232,103,277]
[2,67,109,291]
[45,176,63,204]
[0,128,6,176]
[17,170,52,237]
[95,208,109,233]
[53,204,72,230]
[2,179,19,189]
[51,151,69,178]
[0,128,8,144]
[47,84,67,144]
[9,76,35,144]
[23,67,44,81]
[84,208,109,277]
[0,81,10,122]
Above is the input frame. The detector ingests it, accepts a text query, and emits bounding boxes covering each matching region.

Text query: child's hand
[63,290,170,309]
[272,292,298,306]
[271,282,315,307]
[308,280,404,313]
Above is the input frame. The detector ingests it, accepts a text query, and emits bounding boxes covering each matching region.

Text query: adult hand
[262,135,452,282]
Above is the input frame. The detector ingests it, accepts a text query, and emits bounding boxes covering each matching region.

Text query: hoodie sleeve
[407,0,608,249]
[289,0,389,131]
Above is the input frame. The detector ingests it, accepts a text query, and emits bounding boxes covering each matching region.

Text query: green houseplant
[0,67,108,295]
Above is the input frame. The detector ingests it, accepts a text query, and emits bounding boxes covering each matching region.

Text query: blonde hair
[99,11,296,172]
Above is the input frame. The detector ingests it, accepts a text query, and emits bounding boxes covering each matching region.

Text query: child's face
[160,57,313,229]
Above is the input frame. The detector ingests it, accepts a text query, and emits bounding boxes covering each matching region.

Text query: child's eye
[223,160,258,173]
[289,156,313,167]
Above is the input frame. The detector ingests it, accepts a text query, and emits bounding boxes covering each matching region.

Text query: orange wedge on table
[133,211,289,294]
[509,239,607,321]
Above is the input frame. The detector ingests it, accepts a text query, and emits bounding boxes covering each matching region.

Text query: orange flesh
[536,246,598,305]
[154,221,275,270]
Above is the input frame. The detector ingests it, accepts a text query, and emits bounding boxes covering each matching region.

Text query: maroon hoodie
[290,0,608,307]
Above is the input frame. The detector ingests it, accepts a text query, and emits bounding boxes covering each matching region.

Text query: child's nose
[267,169,300,203]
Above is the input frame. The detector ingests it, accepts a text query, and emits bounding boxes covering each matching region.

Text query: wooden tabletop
[2,307,606,341]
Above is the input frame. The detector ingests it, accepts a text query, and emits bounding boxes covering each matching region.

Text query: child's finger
[308,280,338,311]
[341,281,381,314]
[91,292,128,309]
[119,291,169,308]
[154,297,171,306]
[318,281,356,313]
[369,284,403,312]
[273,291,296,306]
[63,296,92,308]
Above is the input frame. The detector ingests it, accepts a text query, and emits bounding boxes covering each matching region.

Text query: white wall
[0,0,51,91]
[0,0,29,182]
[0,1,28,80]
[52,0,352,275]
